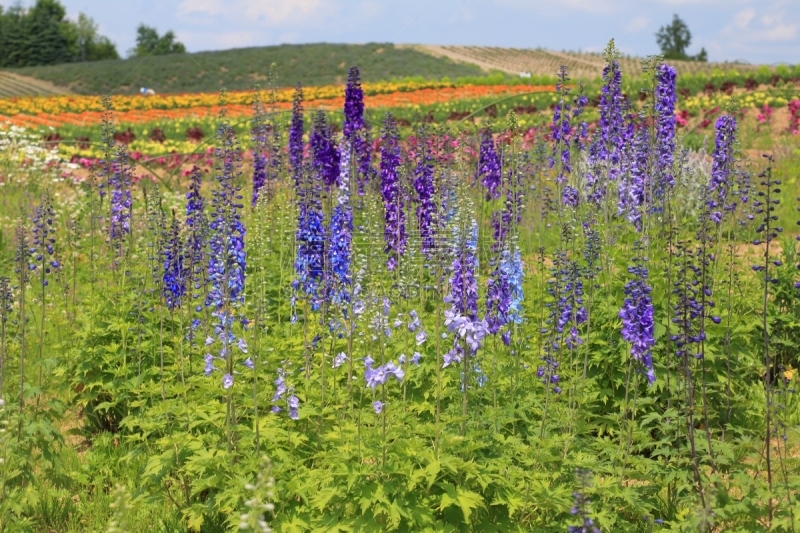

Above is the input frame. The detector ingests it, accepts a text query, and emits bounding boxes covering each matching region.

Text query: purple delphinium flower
[373,401,384,414]
[327,141,353,307]
[413,142,437,258]
[568,471,601,533]
[549,66,573,186]
[29,194,60,286]
[311,111,340,189]
[163,213,188,310]
[289,85,304,190]
[671,245,714,360]
[380,114,406,271]
[476,128,502,200]
[185,168,208,344]
[108,146,133,250]
[619,251,656,384]
[617,124,649,231]
[343,66,373,195]
[654,64,677,197]
[205,122,248,388]
[586,43,626,203]
[708,114,737,223]
[251,93,268,206]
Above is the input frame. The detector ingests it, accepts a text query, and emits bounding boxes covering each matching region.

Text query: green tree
[23,0,72,66]
[656,14,707,62]
[132,24,186,57]
[64,13,119,61]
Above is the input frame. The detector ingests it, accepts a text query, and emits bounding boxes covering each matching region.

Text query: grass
[9,43,485,96]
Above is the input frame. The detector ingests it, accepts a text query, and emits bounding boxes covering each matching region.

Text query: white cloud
[180,0,332,25]
[733,8,755,28]
[625,16,650,34]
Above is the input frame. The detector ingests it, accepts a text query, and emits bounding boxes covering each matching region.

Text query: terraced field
[0,71,69,97]
[409,44,765,79]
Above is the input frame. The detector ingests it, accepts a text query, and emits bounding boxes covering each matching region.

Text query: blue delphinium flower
[413,141,437,258]
[586,41,625,203]
[568,471,601,533]
[380,114,406,271]
[327,140,353,307]
[619,250,656,384]
[708,114,737,223]
[617,124,649,231]
[205,122,248,389]
[476,128,502,200]
[271,364,299,420]
[108,145,133,253]
[163,213,188,310]
[29,194,60,286]
[671,245,716,360]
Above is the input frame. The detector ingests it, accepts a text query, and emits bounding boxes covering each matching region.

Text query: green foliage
[132,25,186,58]
[0,0,118,68]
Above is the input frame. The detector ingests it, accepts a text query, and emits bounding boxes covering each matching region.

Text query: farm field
[0,41,798,532]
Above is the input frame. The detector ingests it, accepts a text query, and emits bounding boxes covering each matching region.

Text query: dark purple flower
[476,128,502,200]
[654,64,677,195]
[413,144,437,258]
[163,213,188,310]
[708,114,737,222]
[380,114,406,271]
[311,111,340,188]
[619,253,655,384]
[289,85,304,190]
[343,66,373,195]
[327,143,352,307]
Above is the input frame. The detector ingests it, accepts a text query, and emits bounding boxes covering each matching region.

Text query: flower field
[0,43,799,532]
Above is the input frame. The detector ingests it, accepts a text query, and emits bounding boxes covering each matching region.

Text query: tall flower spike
[251,88,268,206]
[343,66,372,195]
[380,114,406,271]
[30,193,60,286]
[163,212,188,310]
[413,138,437,258]
[619,249,656,384]
[654,64,677,196]
[310,111,340,189]
[289,84,305,191]
[476,128,502,200]
[708,114,737,223]
[327,140,353,307]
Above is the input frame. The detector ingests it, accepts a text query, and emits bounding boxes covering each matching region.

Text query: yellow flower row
[681,89,800,114]
[0,79,457,116]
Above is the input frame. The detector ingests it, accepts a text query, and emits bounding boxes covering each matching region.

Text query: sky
[2,0,798,65]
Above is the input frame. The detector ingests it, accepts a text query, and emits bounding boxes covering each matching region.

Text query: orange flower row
[1,84,554,129]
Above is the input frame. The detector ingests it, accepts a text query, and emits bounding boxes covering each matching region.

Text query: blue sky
[3,0,798,64]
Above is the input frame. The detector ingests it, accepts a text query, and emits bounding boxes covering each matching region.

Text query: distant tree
[0,1,118,67]
[65,13,119,62]
[132,24,186,57]
[656,14,707,62]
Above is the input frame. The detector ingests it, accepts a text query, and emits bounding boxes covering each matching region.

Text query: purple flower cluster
[476,129,502,200]
[343,67,373,195]
[654,64,677,195]
[568,475,601,533]
[163,214,188,310]
[380,114,406,271]
[619,253,656,384]
[289,85,305,190]
[311,111,340,189]
[109,148,133,247]
[30,194,59,286]
[444,222,488,366]
[617,125,649,231]
[413,146,437,258]
[671,246,718,359]
[271,365,299,420]
[708,114,737,223]
[327,142,353,307]
[364,355,405,389]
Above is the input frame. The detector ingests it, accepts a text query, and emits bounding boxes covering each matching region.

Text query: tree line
[0,0,186,69]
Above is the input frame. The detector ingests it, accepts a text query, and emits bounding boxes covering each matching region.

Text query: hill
[0,71,69,98]
[7,43,484,96]
[408,45,765,79]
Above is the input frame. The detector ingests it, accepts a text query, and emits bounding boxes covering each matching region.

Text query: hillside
[0,71,69,98]
[408,45,766,79]
[8,43,484,96]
